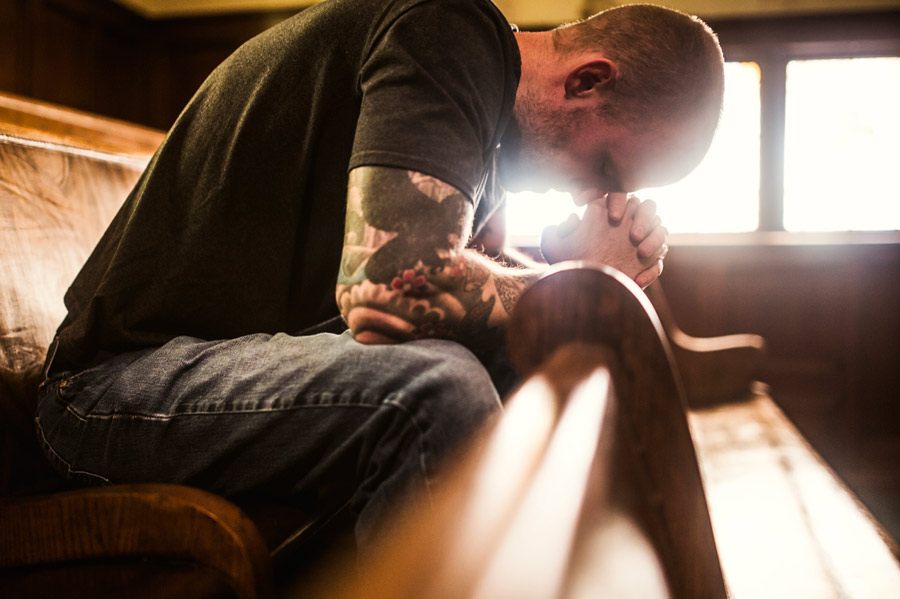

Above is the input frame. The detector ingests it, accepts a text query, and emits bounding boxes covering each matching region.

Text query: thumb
[556,213,581,237]
[540,214,580,264]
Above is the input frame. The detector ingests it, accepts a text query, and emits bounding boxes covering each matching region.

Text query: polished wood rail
[507,264,726,599]
[0,91,164,157]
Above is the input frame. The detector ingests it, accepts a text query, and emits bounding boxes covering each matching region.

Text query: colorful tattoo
[337,167,540,348]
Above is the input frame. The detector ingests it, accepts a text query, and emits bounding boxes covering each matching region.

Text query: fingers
[573,188,602,207]
[540,213,581,264]
[630,198,659,243]
[577,191,640,228]
[634,257,664,289]
[637,225,668,260]
[539,225,562,264]
[632,198,666,288]
[606,192,631,224]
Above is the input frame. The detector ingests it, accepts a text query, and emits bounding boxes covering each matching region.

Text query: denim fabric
[34,331,502,546]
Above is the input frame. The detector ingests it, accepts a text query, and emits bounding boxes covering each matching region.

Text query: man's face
[500,97,714,198]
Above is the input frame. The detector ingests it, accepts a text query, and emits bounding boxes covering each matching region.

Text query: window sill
[509,230,900,253]
[667,230,900,247]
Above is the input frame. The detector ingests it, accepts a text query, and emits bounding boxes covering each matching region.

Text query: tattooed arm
[336,166,544,349]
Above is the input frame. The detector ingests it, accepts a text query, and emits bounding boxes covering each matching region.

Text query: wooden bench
[0,92,274,599]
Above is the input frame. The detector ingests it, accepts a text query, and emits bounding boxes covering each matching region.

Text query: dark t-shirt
[53,0,520,372]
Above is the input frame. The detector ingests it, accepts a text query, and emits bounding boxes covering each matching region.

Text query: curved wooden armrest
[0,484,273,599]
[645,282,766,406]
[507,263,725,598]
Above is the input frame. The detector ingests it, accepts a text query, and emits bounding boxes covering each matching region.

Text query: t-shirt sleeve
[349,0,510,202]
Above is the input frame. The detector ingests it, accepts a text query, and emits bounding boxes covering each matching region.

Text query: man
[35,0,724,549]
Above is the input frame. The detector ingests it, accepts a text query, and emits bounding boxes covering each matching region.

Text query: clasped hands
[541,191,668,289]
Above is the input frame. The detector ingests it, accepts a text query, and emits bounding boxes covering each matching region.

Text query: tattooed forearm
[337,166,543,349]
[495,276,521,315]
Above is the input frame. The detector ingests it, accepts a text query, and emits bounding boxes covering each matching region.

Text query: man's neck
[512,30,555,102]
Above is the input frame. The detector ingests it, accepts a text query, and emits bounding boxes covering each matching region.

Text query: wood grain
[0,91,164,156]
[0,484,273,599]
[0,132,150,494]
[508,263,726,599]
[690,388,900,598]
[646,281,766,407]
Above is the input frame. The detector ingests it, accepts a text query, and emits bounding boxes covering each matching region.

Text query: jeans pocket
[34,381,112,486]
[51,360,127,418]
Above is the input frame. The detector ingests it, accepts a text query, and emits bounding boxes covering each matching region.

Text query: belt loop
[41,336,60,382]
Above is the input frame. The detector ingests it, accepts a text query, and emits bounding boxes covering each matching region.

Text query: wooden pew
[690,389,900,598]
[0,93,275,598]
[301,263,900,599]
[645,282,766,407]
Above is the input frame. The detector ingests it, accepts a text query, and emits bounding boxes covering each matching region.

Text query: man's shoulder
[380,0,511,35]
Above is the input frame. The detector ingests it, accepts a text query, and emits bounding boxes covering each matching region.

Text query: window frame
[709,10,900,233]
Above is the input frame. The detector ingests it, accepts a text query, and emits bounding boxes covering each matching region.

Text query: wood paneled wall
[1,0,294,129]
[4,0,156,125]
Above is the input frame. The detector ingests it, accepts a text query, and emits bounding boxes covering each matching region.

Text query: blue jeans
[34,331,503,546]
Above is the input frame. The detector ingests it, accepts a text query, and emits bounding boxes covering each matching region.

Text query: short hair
[553,4,725,128]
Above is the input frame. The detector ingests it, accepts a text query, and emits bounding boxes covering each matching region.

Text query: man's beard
[498,91,583,193]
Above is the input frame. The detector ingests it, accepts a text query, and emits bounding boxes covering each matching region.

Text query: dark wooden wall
[1,0,295,129]
[3,0,899,541]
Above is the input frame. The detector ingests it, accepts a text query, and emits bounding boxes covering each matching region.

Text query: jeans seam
[49,371,403,420]
[34,415,111,484]
[66,402,398,422]
[383,397,435,506]
[45,381,435,505]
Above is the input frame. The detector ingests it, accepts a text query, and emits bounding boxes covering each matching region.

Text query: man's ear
[564,59,618,98]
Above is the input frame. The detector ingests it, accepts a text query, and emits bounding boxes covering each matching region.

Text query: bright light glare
[505,62,761,243]
[636,62,761,233]
[784,57,900,232]
[505,189,581,247]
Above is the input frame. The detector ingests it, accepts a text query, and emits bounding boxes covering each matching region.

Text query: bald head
[503,4,725,194]
[553,4,724,132]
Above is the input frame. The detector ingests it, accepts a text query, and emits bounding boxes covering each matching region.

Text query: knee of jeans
[400,340,502,451]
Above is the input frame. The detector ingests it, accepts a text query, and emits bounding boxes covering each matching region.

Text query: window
[506,189,580,248]
[637,62,761,234]
[783,57,900,232]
